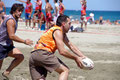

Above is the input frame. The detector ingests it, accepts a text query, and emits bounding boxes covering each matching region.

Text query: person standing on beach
[0,3,33,79]
[0,0,6,24]
[32,0,42,29]
[53,0,59,24]
[16,0,33,29]
[45,0,54,29]
[80,0,87,32]
[59,0,65,16]
[29,15,86,80]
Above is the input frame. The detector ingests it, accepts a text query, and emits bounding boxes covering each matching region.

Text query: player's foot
[2,72,9,80]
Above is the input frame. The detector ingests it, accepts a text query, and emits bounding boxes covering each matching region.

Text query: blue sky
[3,0,120,11]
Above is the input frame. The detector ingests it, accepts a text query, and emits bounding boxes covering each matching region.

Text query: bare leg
[0,59,3,70]
[29,19,31,28]
[55,64,69,80]
[85,22,87,30]
[25,20,28,26]
[3,48,24,76]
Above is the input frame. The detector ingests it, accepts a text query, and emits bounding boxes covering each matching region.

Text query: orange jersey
[34,25,62,53]
[25,2,32,13]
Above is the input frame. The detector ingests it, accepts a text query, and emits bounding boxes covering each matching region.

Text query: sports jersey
[35,0,42,11]
[81,4,86,16]
[34,25,62,53]
[25,2,32,13]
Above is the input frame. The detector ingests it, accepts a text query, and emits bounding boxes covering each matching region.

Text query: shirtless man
[45,0,53,29]
[0,0,6,24]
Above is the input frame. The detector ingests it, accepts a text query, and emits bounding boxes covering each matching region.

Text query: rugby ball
[81,57,94,70]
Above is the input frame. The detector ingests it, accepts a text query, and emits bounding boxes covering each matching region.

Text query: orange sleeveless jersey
[34,25,62,53]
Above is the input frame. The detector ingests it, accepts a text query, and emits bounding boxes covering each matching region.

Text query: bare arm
[2,2,6,13]
[63,34,85,57]
[39,13,44,28]
[54,30,77,60]
[61,4,65,11]
[55,6,58,15]
[16,0,26,3]
[30,4,33,17]
[54,30,84,68]
[50,4,53,11]
[34,1,41,5]
[7,19,33,45]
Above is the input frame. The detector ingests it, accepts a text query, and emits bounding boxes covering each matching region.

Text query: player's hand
[75,57,84,69]
[24,39,33,46]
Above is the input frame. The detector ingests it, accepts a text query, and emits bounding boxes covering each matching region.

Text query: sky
[2,0,120,11]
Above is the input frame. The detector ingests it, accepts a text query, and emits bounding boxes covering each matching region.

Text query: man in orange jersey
[80,0,87,32]
[29,15,86,80]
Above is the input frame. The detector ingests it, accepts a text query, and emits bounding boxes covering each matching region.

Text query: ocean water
[6,7,120,22]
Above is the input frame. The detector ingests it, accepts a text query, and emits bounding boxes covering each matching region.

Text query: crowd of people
[15,0,65,31]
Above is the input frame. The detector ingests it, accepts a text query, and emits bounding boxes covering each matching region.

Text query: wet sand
[0,22,120,80]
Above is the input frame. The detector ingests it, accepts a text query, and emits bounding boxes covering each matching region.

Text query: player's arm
[34,1,41,5]
[39,13,44,28]
[50,4,53,10]
[7,19,33,45]
[62,4,65,11]
[2,2,6,13]
[16,0,26,3]
[54,30,83,68]
[54,30,78,60]
[63,34,85,57]
[55,6,58,15]
[30,4,33,17]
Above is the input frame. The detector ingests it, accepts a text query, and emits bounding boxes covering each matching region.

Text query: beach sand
[0,22,120,80]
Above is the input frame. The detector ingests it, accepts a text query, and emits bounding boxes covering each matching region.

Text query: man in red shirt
[16,0,33,29]
[80,0,87,32]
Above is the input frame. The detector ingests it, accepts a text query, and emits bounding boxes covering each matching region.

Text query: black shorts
[0,44,15,60]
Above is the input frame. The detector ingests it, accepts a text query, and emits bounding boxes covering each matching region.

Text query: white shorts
[80,16,87,23]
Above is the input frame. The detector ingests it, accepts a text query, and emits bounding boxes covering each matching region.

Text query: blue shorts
[25,13,31,20]
[0,44,15,60]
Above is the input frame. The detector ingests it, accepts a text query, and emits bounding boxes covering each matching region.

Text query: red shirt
[81,4,86,16]
[59,4,64,15]
[25,2,32,13]
[35,0,42,11]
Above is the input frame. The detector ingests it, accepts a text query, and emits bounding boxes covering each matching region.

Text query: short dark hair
[10,3,24,14]
[56,15,69,26]
[59,0,63,2]
[55,0,58,3]
[46,0,49,2]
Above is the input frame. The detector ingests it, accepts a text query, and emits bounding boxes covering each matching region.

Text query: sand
[0,22,120,80]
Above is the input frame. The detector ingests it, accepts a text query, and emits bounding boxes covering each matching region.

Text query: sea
[6,7,120,22]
